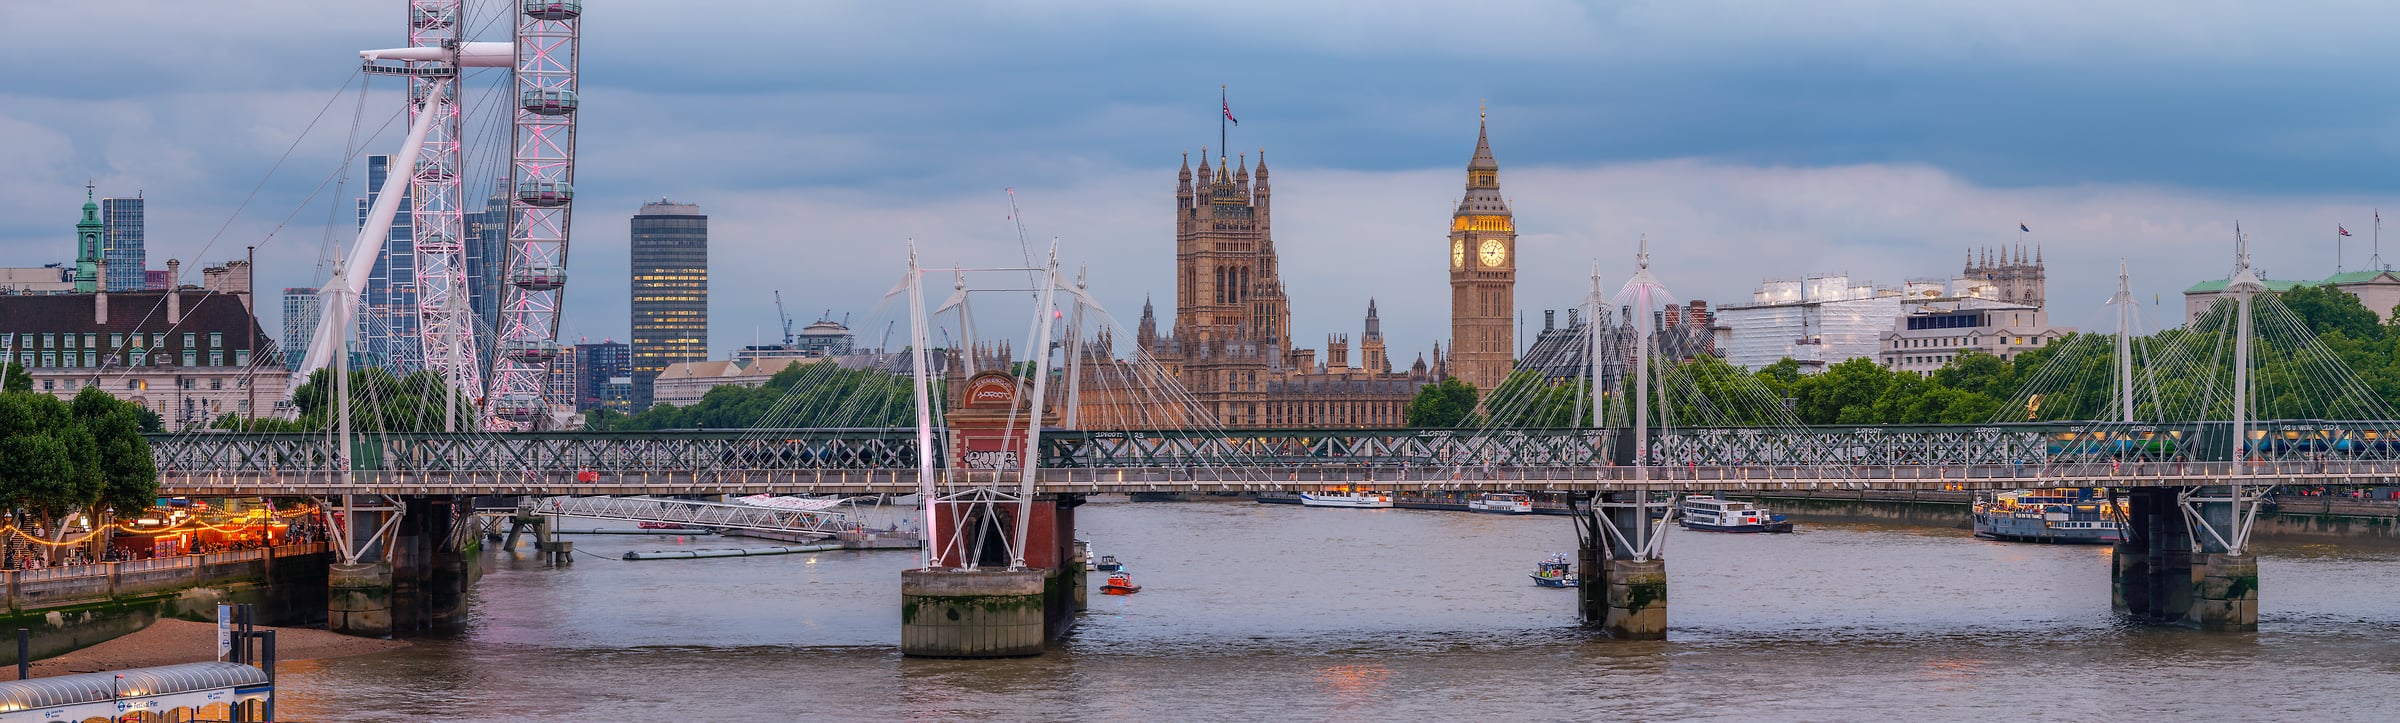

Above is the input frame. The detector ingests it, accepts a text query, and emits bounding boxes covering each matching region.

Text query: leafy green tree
[2282,284,2383,343]
[608,360,923,430]
[214,367,474,433]
[72,386,157,521]
[0,362,28,393]
[0,392,101,555]
[1792,358,1892,425]
[1406,377,1481,428]
[1484,370,1582,428]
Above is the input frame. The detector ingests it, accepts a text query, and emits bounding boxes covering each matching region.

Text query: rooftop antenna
[2376,209,2387,271]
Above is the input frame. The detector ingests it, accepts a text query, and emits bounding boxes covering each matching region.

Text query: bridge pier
[1575,491,1671,640]
[2114,487,2258,631]
[321,495,477,638]
[900,494,1082,658]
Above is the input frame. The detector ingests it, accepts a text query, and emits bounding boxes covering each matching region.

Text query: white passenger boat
[1299,490,1393,508]
[1677,495,1793,533]
[1468,493,1534,514]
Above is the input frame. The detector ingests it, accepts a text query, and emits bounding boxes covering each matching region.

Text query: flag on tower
[2019,222,2031,233]
[2341,225,2353,237]
[1223,97,1238,125]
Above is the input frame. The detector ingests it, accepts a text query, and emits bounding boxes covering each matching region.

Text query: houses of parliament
[1072,114,1519,429]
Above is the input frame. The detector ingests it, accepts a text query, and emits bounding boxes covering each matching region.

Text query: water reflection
[273,499,2400,721]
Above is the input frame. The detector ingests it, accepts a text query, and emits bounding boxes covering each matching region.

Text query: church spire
[73,182,103,293]
[1468,103,1497,175]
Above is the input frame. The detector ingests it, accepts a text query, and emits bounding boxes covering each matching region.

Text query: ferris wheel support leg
[291,82,448,387]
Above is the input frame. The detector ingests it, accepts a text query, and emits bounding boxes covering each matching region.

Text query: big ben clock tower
[1448,110,1515,392]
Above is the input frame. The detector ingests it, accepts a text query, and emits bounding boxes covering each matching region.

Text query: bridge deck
[155,461,2400,496]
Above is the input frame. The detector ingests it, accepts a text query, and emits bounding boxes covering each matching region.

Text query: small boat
[637,521,703,530]
[1100,571,1141,595]
[1678,495,1794,533]
[1091,554,1123,572]
[1529,553,1578,587]
[1468,492,1535,514]
[1299,490,1393,508]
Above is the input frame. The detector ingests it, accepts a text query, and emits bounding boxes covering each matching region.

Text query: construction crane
[774,290,796,345]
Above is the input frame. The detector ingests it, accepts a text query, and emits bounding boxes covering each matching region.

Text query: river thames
[273,499,2400,721]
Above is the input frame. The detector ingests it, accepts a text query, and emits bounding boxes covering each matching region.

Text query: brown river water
[271,499,2400,721]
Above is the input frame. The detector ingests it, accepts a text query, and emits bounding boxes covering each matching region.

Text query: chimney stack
[166,259,183,324]
[94,257,108,324]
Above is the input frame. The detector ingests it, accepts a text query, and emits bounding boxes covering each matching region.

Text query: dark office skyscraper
[101,195,145,291]
[629,200,707,409]
[464,182,509,375]
[359,154,417,370]
[574,339,632,413]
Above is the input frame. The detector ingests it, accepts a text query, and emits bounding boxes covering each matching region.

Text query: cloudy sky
[3,1,2397,363]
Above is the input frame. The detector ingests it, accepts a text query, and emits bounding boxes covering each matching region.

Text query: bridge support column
[328,562,393,637]
[2114,488,2187,620]
[901,568,1048,658]
[2188,552,2257,631]
[321,495,403,638]
[1575,491,1671,640]
[2114,486,2258,631]
[2181,485,2260,631]
[901,494,1081,657]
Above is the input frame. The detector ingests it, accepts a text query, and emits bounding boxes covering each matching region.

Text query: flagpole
[2377,210,2385,271]
[1220,84,1228,163]
[2338,225,2344,273]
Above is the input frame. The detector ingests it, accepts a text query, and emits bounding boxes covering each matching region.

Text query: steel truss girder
[149,420,2400,479]
[1577,492,1675,563]
[1051,429,1617,469]
[2177,484,2267,557]
[318,494,405,565]
[926,486,1030,572]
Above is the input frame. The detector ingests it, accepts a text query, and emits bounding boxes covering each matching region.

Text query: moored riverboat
[1678,496,1794,533]
[1468,493,1535,514]
[1300,489,1393,508]
[1973,488,2123,544]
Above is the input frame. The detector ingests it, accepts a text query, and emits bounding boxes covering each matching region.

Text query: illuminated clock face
[1479,239,1507,267]
[1451,240,1466,269]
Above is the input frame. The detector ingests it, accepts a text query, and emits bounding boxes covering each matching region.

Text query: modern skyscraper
[629,199,708,410]
[574,339,632,412]
[283,288,322,373]
[463,182,510,371]
[358,154,418,371]
[546,343,578,413]
[1448,111,1517,392]
[102,195,145,291]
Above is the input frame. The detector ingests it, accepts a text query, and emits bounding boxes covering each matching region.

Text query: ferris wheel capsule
[523,1,580,20]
